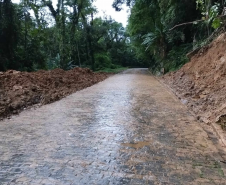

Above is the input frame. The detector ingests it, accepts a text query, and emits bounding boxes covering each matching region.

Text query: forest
[0,0,226,72]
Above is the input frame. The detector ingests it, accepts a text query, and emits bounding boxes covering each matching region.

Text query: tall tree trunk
[90,10,95,70]
[60,0,66,69]
[81,12,95,70]
[70,5,80,67]
[76,41,81,67]
[24,13,28,61]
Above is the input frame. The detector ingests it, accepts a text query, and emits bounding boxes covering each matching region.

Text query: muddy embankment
[162,33,226,130]
[0,68,109,119]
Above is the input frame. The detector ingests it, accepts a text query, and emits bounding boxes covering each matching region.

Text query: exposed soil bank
[0,68,108,118]
[162,33,226,130]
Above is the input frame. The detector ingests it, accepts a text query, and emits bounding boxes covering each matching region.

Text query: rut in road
[0,68,226,185]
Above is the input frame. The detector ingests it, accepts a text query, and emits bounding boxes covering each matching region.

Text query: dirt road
[0,69,226,184]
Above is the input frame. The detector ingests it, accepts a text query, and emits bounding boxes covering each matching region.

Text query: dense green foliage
[1,0,226,72]
[114,0,226,73]
[0,0,143,71]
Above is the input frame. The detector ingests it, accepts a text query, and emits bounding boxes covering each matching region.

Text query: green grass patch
[97,67,128,73]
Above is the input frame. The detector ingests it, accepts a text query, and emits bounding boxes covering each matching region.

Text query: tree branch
[169,15,226,31]
[41,0,58,21]
[169,20,204,31]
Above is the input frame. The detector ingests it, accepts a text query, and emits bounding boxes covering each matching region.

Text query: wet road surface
[0,68,226,185]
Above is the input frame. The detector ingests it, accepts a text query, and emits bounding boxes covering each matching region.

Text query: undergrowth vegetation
[97,67,128,73]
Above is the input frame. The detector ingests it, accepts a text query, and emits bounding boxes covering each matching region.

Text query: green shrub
[164,44,192,73]
[94,53,112,70]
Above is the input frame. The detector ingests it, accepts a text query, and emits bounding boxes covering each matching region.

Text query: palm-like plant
[142,25,166,59]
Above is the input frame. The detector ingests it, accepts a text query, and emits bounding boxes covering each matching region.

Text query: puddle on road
[121,141,150,149]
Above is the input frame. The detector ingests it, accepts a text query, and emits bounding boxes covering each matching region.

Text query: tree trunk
[60,0,66,69]
[76,41,81,67]
[81,13,95,70]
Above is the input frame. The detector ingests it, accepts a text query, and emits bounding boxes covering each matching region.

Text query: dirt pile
[162,33,226,130]
[0,68,108,118]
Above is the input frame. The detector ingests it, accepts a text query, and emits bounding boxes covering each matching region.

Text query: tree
[0,0,19,70]
[116,0,223,72]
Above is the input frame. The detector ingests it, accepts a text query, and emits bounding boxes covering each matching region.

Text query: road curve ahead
[0,68,226,185]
